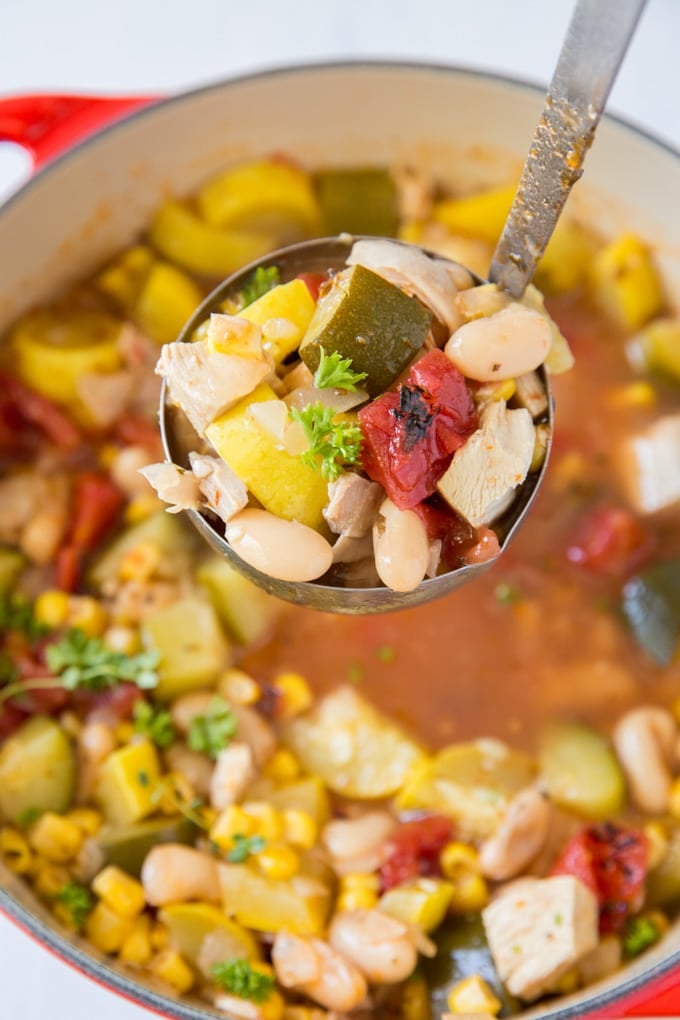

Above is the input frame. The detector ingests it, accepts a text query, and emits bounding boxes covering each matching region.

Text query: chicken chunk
[139,462,202,513]
[188,452,248,524]
[482,875,599,1001]
[617,413,680,513]
[323,473,383,538]
[209,742,256,811]
[514,370,549,419]
[155,339,269,434]
[437,401,535,526]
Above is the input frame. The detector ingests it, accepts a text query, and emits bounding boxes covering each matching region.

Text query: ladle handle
[489,0,648,298]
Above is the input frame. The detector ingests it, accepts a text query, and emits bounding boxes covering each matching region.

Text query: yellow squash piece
[433,185,516,245]
[96,245,155,308]
[246,776,330,828]
[535,219,598,294]
[142,596,231,700]
[196,555,281,646]
[0,716,75,824]
[205,383,329,530]
[283,686,425,799]
[149,200,276,277]
[590,233,665,330]
[539,721,626,820]
[636,317,680,384]
[89,511,198,590]
[218,861,331,936]
[159,902,259,965]
[94,740,161,826]
[379,877,454,933]
[198,159,321,238]
[240,280,316,363]
[133,261,202,344]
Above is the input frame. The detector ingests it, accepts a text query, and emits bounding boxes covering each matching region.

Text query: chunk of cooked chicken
[188,452,248,524]
[617,413,680,514]
[323,473,383,538]
[482,875,599,1001]
[513,370,549,419]
[209,742,256,811]
[138,462,201,513]
[437,401,535,527]
[155,339,269,434]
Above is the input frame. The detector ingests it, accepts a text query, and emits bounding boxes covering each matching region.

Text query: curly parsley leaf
[226,833,266,864]
[187,696,237,759]
[313,347,368,392]
[133,699,176,749]
[622,915,662,958]
[211,959,275,1002]
[240,265,280,309]
[0,593,50,642]
[290,402,364,481]
[45,629,159,693]
[55,881,93,930]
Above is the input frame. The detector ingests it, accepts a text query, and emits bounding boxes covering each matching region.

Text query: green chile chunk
[0,717,75,823]
[315,168,398,237]
[539,721,626,820]
[299,265,432,397]
[621,557,680,666]
[98,817,197,878]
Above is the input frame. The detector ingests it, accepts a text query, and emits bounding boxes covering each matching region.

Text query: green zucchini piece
[299,264,432,397]
[89,510,198,589]
[196,555,281,646]
[539,721,626,820]
[0,717,75,824]
[315,168,398,237]
[621,557,680,665]
[141,596,231,700]
[0,548,24,592]
[98,816,197,877]
[646,828,680,908]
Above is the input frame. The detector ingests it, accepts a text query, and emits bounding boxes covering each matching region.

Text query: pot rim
[1,58,678,1020]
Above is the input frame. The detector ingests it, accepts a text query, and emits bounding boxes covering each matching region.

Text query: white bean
[77,721,116,801]
[210,742,256,811]
[372,498,430,593]
[141,844,220,906]
[479,787,552,881]
[328,909,418,984]
[20,506,69,565]
[272,932,367,1012]
[613,706,676,814]
[110,445,154,498]
[226,509,333,583]
[170,690,214,734]
[164,744,213,798]
[445,302,551,382]
[322,811,396,875]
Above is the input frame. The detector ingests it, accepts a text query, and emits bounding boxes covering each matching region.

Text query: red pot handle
[0,93,158,170]
[591,964,680,1017]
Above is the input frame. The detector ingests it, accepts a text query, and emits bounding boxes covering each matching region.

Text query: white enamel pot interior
[0,63,679,1020]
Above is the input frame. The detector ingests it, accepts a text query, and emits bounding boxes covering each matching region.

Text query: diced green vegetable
[142,596,231,700]
[98,816,196,877]
[299,264,432,397]
[89,511,197,590]
[315,168,398,237]
[196,555,281,647]
[94,739,161,826]
[218,861,331,935]
[0,717,75,824]
[539,721,626,820]
[0,548,24,592]
[621,558,680,666]
[159,902,259,965]
[283,686,425,799]
[380,877,453,933]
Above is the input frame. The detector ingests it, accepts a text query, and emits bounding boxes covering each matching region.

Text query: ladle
[160,0,647,614]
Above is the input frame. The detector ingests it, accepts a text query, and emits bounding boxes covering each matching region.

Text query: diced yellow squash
[246,776,330,828]
[94,740,161,826]
[92,865,146,919]
[433,185,516,245]
[283,687,425,799]
[133,261,202,344]
[535,219,599,294]
[96,245,155,308]
[159,902,259,965]
[149,200,276,277]
[89,511,197,590]
[218,861,331,935]
[0,716,75,824]
[141,596,231,700]
[380,877,453,933]
[589,233,665,330]
[205,383,328,529]
[636,317,680,384]
[240,280,316,363]
[196,555,281,646]
[197,159,321,237]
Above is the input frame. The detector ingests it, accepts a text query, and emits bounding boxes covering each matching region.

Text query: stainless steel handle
[489,0,648,298]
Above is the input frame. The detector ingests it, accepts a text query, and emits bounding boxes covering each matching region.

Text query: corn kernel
[643,822,669,870]
[85,901,134,954]
[265,749,302,783]
[401,974,430,1020]
[28,813,84,864]
[92,865,146,919]
[220,668,261,706]
[150,920,170,950]
[66,809,103,838]
[34,862,71,899]
[607,381,657,409]
[450,873,489,914]
[67,596,108,637]
[115,721,135,745]
[256,841,300,881]
[53,900,80,931]
[104,625,140,655]
[118,541,162,583]
[242,802,285,840]
[125,496,160,524]
[98,443,120,469]
[341,872,380,892]
[282,809,317,849]
[210,804,256,850]
[476,378,517,404]
[447,974,502,1016]
[336,888,379,912]
[273,672,312,719]
[119,913,153,966]
[150,948,195,993]
[34,590,70,628]
[440,842,480,880]
[0,827,33,875]
[260,991,285,1020]
[669,778,680,821]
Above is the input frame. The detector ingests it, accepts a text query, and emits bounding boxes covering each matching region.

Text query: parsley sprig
[45,630,159,692]
[290,402,364,481]
[226,834,266,864]
[622,915,662,958]
[187,696,237,759]
[314,347,367,392]
[133,700,176,749]
[55,881,93,931]
[211,959,275,1002]
[239,265,280,308]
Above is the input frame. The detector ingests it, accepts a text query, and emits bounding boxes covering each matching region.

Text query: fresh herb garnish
[314,348,367,392]
[494,582,521,606]
[45,629,159,693]
[347,661,364,684]
[211,959,275,1002]
[0,593,50,641]
[55,881,93,930]
[622,915,662,958]
[187,696,237,759]
[240,266,280,308]
[290,402,364,481]
[226,833,267,864]
[133,699,176,749]
[17,807,41,828]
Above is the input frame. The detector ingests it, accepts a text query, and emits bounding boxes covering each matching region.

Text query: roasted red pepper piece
[113,413,164,457]
[57,472,125,591]
[551,822,649,933]
[296,272,327,303]
[379,814,453,892]
[0,371,82,451]
[566,505,653,577]
[359,350,477,510]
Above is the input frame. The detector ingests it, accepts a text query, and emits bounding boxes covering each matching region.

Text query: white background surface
[0,1,679,1017]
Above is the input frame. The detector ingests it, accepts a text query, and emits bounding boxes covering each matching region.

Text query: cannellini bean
[445,302,551,382]
[77,721,116,801]
[226,509,333,583]
[272,932,367,1012]
[170,690,214,734]
[210,742,256,810]
[20,506,69,565]
[141,844,220,906]
[322,811,396,875]
[328,909,418,984]
[372,498,430,593]
[613,707,677,814]
[110,445,154,498]
[164,744,213,798]
[231,703,276,768]
[479,787,552,881]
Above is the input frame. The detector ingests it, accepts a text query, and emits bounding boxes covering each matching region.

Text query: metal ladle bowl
[159,0,647,615]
